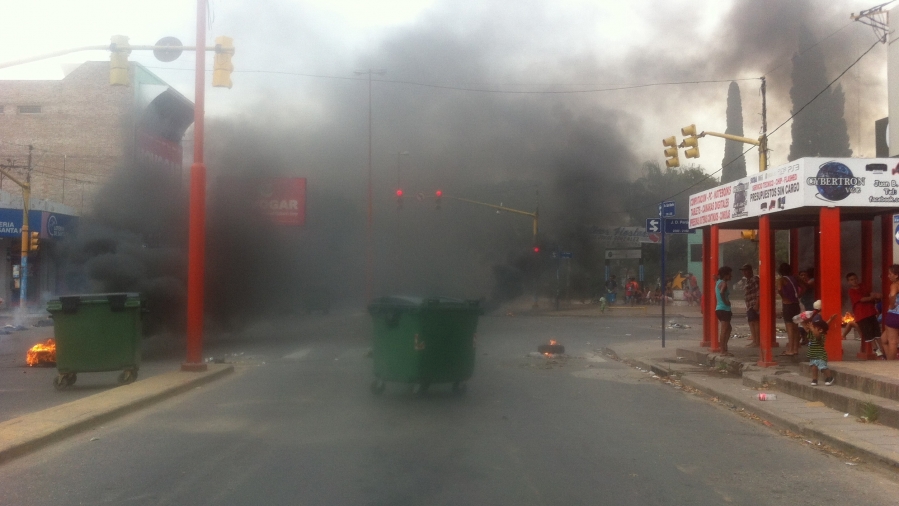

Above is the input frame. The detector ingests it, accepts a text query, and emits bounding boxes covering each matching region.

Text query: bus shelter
[689,157,899,365]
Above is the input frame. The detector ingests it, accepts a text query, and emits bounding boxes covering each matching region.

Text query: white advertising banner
[688,158,899,229]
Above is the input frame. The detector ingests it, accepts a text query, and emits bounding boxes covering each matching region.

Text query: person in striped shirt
[804,313,838,386]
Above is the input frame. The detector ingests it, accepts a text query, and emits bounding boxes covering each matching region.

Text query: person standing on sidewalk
[716,266,734,357]
[803,313,838,386]
[846,272,884,358]
[882,265,899,360]
[740,264,760,348]
[777,263,802,357]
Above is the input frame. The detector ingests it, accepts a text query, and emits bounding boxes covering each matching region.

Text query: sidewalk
[606,323,899,471]
[0,309,235,466]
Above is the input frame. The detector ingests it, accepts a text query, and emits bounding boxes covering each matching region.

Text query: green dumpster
[46,293,143,390]
[367,296,482,394]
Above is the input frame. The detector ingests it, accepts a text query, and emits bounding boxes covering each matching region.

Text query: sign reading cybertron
[689,158,899,228]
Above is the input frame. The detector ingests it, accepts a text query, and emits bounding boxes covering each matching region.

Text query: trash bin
[46,293,143,390]
[367,296,482,394]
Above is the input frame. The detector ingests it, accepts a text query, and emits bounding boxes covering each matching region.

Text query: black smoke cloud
[59,0,883,333]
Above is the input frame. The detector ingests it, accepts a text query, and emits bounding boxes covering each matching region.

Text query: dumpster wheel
[118,369,138,385]
[452,381,467,394]
[370,379,386,395]
[53,373,76,391]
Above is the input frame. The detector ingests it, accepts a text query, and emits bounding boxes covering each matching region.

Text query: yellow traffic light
[109,35,131,86]
[741,230,758,241]
[212,36,234,88]
[663,136,680,168]
[681,124,700,159]
[29,231,39,253]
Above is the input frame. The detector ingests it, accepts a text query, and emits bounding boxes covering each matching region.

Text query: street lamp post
[354,68,385,304]
[183,0,209,372]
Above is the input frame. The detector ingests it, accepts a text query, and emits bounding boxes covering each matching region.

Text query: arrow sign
[660,201,675,217]
[664,218,693,234]
[646,218,661,233]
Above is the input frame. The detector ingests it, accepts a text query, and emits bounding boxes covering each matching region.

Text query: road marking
[282,348,311,360]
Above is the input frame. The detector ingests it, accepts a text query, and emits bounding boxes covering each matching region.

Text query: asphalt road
[1,312,898,505]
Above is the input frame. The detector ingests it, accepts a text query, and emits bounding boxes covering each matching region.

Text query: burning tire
[537,344,565,355]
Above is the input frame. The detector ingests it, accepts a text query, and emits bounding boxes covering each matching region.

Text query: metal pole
[19,145,32,312]
[366,71,373,303]
[183,0,208,372]
[661,210,666,348]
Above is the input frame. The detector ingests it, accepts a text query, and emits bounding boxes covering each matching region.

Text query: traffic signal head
[435,190,442,210]
[396,189,404,210]
[109,35,131,86]
[29,231,39,253]
[681,124,700,159]
[212,36,235,88]
[740,230,758,241]
[533,246,540,253]
[662,136,680,169]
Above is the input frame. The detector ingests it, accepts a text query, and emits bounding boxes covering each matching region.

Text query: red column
[859,220,876,359]
[701,227,712,347]
[710,225,721,352]
[183,0,209,372]
[814,225,821,298]
[820,207,842,361]
[758,215,777,366]
[789,228,799,273]
[882,214,894,331]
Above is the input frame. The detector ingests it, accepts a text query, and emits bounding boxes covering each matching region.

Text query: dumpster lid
[48,292,141,303]
[368,296,481,312]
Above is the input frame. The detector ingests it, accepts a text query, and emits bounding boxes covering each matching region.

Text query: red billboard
[256,177,307,226]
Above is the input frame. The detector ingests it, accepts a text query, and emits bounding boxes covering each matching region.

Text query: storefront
[0,196,78,308]
[690,157,899,364]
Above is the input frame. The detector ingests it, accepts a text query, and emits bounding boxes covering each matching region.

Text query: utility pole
[0,146,33,313]
[354,68,386,304]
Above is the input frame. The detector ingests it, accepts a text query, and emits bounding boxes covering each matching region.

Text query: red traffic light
[395,189,403,197]
[533,246,540,253]
[435,190,442,197]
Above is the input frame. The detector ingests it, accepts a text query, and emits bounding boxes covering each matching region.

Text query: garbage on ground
[27,339,57,367]
[537,339,565,356]
[758,393,777,401]
[667,322,692,329]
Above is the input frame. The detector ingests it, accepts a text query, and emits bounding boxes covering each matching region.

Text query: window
[690,243,702,262]
[18,105,41,114]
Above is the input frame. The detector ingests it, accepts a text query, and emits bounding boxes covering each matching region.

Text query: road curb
[0,364,233,466]
[680,373,899,471]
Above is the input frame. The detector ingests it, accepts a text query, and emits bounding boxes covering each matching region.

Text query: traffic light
[663,136,679,168]
[396,189,404,210]
[533,245,540,253]
[212,36,235,88]
[435,189,442,210]
[109,35,131,86]
[29,231,39,253]
[681,124,700,159]
[741,230,758,241]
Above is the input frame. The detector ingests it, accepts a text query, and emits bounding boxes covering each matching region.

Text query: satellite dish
[153,37,183,62]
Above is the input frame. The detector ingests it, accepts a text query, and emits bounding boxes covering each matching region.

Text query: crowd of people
[711,261,899,380]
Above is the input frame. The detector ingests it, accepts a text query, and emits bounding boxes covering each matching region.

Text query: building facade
[0,61,192,305]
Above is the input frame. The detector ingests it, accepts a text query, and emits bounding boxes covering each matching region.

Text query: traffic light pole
[444,196,539,245]
[0,147,32,313]
[183,0,209,372]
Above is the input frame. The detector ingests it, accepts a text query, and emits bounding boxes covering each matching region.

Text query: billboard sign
[689,158,899,228]
[256,177,307,226]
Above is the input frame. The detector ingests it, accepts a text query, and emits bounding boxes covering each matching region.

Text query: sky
[0,0,891,187]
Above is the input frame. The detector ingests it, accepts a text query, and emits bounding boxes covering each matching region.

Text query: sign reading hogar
[256,177,307,226]
[689,158,899,228]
